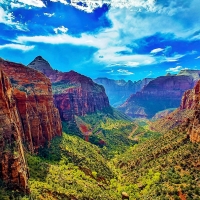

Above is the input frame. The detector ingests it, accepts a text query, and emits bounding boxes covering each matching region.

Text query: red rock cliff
[0,59,62,152]
[28,56,110,121]
[0,69,29,192]
[180,80,200,142]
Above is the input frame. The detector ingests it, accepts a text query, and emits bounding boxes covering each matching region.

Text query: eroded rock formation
[28,56,110,121]
[0,69,29,192]
[180,80,200,142]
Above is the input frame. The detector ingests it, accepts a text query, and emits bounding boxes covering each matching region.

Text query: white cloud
[125,61,140,67]
[150,48,164,54]
[16,34,106,47]
[10,0,200,68]
[17,0,46,7]
[15,32,156,67]
[0,7,14,24]
[44,13,55,17]
[117,69,134,75]
[50,0,68,5]
[58,0,156,13]
[164,54,184,63]
[54,26,68,34]
[195,56,200,59]
[166,66,183,73]
[0,44,34,51]
[0,6,28,31]
[10,2,24,8]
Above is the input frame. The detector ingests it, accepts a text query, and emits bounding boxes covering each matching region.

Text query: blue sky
[0,0,200,81]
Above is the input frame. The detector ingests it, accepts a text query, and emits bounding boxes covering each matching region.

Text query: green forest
[0,110,199,200]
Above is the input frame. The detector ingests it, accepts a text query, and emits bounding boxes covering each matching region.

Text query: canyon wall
[0,69,29,192]
[180,80,200,142]
[0,59,62,152]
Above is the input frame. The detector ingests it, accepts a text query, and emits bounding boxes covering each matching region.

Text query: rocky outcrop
[0,69,29,192]
[152,108,176,120]
[0,59,62,152]
[94,77,153,107]
[28,56,110,121]
[180,80,200,142]
[118,75,195,118]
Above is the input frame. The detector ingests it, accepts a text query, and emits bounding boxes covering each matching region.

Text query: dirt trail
[128,124,138,140]
[128,124,146,141]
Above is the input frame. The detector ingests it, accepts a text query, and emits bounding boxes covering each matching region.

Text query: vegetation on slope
[0,111,199,200]
[113,127,200,200]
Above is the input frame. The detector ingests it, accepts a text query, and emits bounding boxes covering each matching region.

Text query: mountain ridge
[28,56,110,121]
[118,72,199,118]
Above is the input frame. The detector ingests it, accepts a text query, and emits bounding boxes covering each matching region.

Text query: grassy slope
[113,127,200,200]
[26,133,120,200]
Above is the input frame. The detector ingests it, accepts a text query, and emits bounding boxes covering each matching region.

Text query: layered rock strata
[118,75,196,118]
[28,56,110,121]
[180,80,200,142]
[0,69,29,192]
[0,59,62,152]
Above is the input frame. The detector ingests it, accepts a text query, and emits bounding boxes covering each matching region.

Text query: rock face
[0,69,29,192]
[0,59,62,152]
[28,56,110,121]
[118,75,196,118]
[180,80,200,142]
[94,77,153,107]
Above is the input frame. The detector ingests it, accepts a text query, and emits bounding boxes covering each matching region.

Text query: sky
[0,0,200,81]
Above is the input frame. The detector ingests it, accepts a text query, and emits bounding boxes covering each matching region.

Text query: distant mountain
[118,71,200,118]
[94,77,153,107]
[28,56,110,121]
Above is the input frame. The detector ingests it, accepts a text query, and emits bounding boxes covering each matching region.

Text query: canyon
[118,71,200,118]
[94,77,153,107]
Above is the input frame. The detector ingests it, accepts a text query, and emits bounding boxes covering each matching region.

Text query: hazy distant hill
[94,77,153,107]
[118,70,200,118]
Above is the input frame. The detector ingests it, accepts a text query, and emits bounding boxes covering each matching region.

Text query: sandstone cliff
[0,59,62,152]
[118,75,196,118]
[0,69,29,192]
[94,77,153,107]
[180,80,200,142]
[28,56,110,121]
